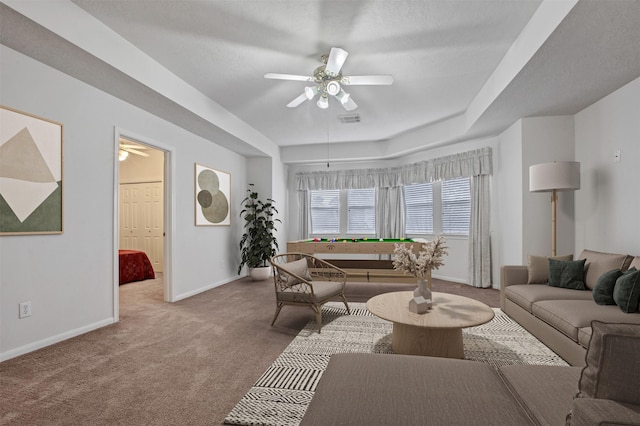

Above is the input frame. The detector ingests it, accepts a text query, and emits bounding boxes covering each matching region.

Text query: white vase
[409,272,433,314]
[249,266,271,281]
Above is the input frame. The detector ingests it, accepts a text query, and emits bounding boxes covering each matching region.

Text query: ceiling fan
[119,142,150,161]
[265,47,394,111]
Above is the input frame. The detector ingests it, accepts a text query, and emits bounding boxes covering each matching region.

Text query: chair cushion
[579,250,633,290]
[527,254,573,284]
[278,280,343,303]
[613,268,640,313]
[592,269,622,305]
[280,258,311,286]
[578,321,640,405]
[548,258,586,290]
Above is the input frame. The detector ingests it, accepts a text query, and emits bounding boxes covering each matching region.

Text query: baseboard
[173,276,239,302]
[0,317,115,362]
[432,274,468,285]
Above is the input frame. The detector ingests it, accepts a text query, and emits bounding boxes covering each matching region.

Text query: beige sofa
[501,249,640,366]
[301,322,640,425]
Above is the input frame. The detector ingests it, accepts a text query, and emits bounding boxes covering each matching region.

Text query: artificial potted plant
[238,184,281,280]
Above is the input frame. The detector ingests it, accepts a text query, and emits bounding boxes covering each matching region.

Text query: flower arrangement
[392,236,448,279]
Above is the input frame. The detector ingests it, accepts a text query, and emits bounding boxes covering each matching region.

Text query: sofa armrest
[569,398,640,425]
[500,265,529,310]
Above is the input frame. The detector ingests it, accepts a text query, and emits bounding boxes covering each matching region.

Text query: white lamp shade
[530,161,580,192]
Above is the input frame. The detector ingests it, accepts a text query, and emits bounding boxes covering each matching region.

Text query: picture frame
[195,163,231,226]
[1,106,63,235]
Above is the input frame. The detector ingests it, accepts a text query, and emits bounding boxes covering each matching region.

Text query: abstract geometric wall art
[1,106,63,235]
[195,164,230,226]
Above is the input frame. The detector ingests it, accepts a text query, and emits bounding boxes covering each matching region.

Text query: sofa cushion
[301,353,534,425]
[527,254,573,284]
[579,249,633,290]
[613,268,640,313]
[499,365,581,426]
[629,256,640,270]
[548,258,586,290]
[578,321,640,405]
[504,284,592,313]
[592,269,622,305]
[569,399,640,426]
[531,300,640,342]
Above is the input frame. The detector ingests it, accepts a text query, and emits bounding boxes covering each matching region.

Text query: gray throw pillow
[613,268,640,313]
[592,269,622,305]
[548,258,586,290]
[578,321,640,405]
[280,258,311,287]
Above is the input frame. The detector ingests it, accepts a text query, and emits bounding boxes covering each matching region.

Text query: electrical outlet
[614,149,621,163]
[19,301,32,318]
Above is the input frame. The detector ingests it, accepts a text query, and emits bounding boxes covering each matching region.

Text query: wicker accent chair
[270,253,351,333]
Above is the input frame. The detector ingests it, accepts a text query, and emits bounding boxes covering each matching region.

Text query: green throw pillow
[613,268,640,313]
[548,258,586,290]
[593,269,622,305]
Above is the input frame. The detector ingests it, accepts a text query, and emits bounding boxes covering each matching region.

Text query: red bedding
[119,250,155,285]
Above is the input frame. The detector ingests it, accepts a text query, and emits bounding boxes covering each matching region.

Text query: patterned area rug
[224,302,568,426]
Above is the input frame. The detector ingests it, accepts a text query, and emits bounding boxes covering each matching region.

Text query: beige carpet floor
[0,275,499,425]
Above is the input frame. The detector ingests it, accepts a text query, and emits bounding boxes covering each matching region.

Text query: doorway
[114,131,173,321]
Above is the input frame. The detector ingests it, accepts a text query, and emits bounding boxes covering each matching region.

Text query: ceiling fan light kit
[265,47,393,111]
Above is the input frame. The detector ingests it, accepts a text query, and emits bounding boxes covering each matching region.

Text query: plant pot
[249,266,271,281]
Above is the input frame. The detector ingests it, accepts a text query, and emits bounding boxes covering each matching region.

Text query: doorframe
[112,127,176,321]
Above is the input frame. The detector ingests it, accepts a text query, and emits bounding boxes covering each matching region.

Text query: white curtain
[468,174,491,288]
[296,147,492,190]
[297,190,309,240]
[376,186,405,239]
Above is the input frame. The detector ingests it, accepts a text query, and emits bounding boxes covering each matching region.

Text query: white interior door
[119,182,164,272]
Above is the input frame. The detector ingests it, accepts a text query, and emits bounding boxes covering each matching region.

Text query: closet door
[119,182,164,272]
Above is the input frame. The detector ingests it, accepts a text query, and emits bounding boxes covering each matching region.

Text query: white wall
[574,77,640,255]
[521,116,576,258]
[496,116,576,269]
[0,46,249,360]
[497,120,524,266]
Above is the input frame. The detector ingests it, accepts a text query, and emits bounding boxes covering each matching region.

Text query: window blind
[404,183,434,234]
[310,190,340,234]
[347,188,376,234]
[442,177,470,235]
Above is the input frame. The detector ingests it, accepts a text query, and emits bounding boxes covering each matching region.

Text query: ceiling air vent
[338,113,361,124]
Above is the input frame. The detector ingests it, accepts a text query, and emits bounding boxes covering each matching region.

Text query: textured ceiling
[70,0,542,147]
[2,1,640,163]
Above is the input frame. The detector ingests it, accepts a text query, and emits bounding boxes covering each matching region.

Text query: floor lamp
[529,161,580,256]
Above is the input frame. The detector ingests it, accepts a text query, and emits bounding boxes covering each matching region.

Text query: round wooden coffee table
[366,291,494,358]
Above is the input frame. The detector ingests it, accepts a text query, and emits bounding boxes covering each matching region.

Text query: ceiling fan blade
[124,148,150,157]
[325,47,349,76]
[286,93,308,108]
[342,97,358,111]
[342,75,394,85]
[265,73,314,82]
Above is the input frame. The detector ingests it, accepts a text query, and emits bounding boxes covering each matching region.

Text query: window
[310,188,376,236]
[404,183,433,234]
[310,190,340,234]
[441,177,471,234]
[347,189,376,234]
[404,177,470,236]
